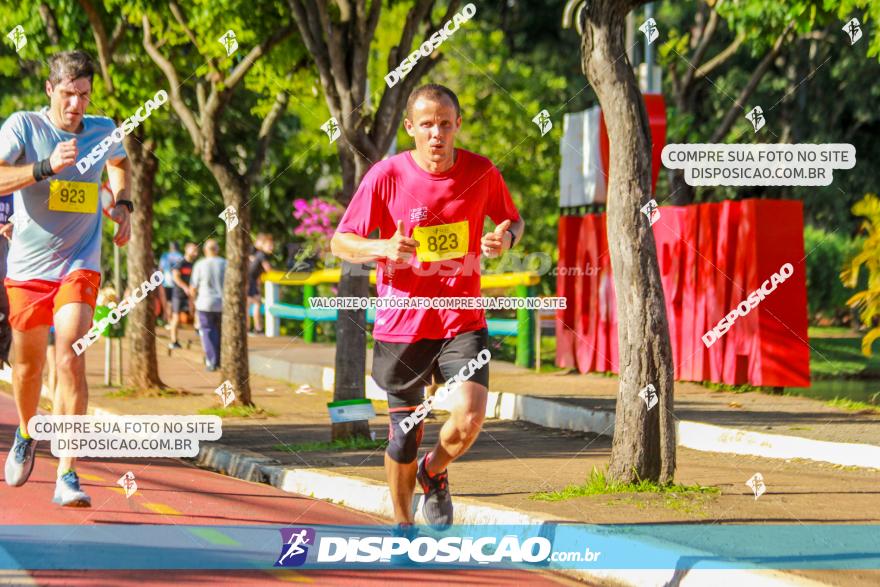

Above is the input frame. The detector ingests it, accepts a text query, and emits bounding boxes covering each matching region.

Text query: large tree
[288,0,462,439]
[79,0,167,389]
[577,0,676,483]
[137,1,300,404]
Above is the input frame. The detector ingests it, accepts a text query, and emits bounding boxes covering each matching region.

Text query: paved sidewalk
[243,336,880,447]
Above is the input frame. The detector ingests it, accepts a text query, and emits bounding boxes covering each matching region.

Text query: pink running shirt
[335,149,521,343]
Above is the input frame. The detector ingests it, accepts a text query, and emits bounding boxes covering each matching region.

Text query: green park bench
[262,268,542,367]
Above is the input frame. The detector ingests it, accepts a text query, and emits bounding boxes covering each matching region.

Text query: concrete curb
[190,441,828,587]
[250,355,880,470]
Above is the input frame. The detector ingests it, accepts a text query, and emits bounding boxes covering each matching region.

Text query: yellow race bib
[48,180,98,214]
[413,220,469,262]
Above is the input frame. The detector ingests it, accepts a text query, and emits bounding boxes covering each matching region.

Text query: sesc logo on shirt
[409,206,428,222]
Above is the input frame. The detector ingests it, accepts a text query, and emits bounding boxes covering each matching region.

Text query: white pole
[265,281,280,337]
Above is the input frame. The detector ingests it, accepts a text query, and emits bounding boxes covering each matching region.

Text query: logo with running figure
[745,105,765,133]
[117,471,137,498]
[640,199,660,226]
[219,205,239,231]
[532,109,552,136]
[275,527,316,567]
[321,117,341,143]
[843,18,862,45]
[7,25,26,53]
[219,30,238,56]
[745,472,767,500]
[639,18,659,44]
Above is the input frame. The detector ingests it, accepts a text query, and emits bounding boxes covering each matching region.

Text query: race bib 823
[413,220,469,262]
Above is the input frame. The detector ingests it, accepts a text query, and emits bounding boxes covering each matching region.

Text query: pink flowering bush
[292,197,344,259]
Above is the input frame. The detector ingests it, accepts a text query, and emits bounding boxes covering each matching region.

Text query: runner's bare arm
[331,220,419,264]
[105,156,130,206]
[0,139,78,193]
[505,218,525,247]
[105,156,131,247]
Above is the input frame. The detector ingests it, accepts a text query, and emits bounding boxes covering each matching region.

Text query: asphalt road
[0,393,578,586]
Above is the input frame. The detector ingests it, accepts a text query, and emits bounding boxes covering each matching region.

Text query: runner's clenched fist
[48,139,78,174]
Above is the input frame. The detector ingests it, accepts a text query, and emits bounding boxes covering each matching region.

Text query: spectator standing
[158,241,182,325]
[190,239,226,371]
[168,242,198,349]
[247,233,274,335]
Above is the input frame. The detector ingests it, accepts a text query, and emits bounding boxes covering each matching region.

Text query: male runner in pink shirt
[332,84,524,529]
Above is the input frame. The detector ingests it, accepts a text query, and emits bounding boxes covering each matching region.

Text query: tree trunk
[332,145,373,440]
[581,0,676,484]
[124,134,165,389]
[669,168,695,205]
[211,167,253,406]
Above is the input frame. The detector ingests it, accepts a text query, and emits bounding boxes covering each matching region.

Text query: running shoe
[168,341,182,350]
[53,471,91,507]
[389,523,419,566]
[4,428,36,487]
[416,454,453,529]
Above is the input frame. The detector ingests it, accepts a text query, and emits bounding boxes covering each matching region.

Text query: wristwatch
[505,228,517,249]
[115,199,134,213]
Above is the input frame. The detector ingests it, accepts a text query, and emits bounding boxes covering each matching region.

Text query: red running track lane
[0,393,580,587]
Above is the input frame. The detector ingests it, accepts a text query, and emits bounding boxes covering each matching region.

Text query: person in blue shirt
[0,50,132,507]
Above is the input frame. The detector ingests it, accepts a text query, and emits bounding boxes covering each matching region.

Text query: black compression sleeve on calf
[387,411,424,463]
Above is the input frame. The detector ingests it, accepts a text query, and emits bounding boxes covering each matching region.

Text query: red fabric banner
[555,199,810,387]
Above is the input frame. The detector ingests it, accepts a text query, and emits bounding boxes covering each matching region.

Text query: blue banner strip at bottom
[0,524,877,570]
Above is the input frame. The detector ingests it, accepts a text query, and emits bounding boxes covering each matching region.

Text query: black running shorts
[372,328,490,409]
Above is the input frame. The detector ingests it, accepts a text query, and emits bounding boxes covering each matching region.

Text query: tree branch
[389,0,433,68]
[709,21,795,143]
[374,0,458,150]
[248,88,290,183]
[693,34,744,80]
[77,0,114,93]
[141,14,203,153]
[224,21,295,91]
[168,0,222,79]
[681,5,720,90]
[289,0,340,116]
[39,3,60,45]
[109,19,126,54]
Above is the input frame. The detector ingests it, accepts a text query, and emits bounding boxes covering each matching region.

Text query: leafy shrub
[843,195,880,354]
[804,224,861,323]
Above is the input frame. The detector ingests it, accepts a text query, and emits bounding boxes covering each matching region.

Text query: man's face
[404,96,461,166]
[185,244,199,260]
[262,237,275,254]
[46,76,92,130]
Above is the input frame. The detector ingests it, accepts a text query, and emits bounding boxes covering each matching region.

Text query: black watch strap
[116,199,134,213]
[506,228,516,249]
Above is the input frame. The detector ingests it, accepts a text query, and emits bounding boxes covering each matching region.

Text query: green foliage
[809,333,880,378]
[804,225,862,321]
[272,437,386,453]
[825,396,880,413]
[531,467,719,501]
[843,194,880,355]
[198,405,276,418]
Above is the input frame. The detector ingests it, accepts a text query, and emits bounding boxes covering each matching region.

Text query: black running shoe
[416,454,453,529]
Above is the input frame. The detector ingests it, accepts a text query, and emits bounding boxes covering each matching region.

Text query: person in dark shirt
[169,242,198,349]
[0,194,12,366]
[247,233,273,334]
